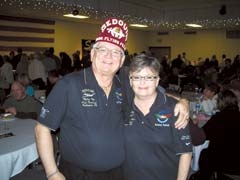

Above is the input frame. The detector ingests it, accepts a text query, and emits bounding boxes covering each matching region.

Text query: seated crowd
[0,47,240,179]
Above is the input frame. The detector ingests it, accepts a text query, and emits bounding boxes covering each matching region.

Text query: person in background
[229,78,240,110]
[182,52,190,66]
[202,83,219,109]
[42,49,57,75]
[81,50,92,69]
[28,52,46,90]
[198,82,220,116]
[2,81,42,119]
[72,52,81,71]
[123,54,192,180]
[220,54,227,68]
[46,70,61,97]
[49,47,61,70]
[219,58,234,83]
[16,73,35,97]
[16,53,29,76]
[59,52,73,76]
[0,55,14,95]
[210,54,219,71]
[35,18,189,180]
[9,51,15,63]
[11,47,22,70]
[197,90,240,180]
[192,82,220,126]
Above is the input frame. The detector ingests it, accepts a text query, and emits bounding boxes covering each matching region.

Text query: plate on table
[0,113,16,122]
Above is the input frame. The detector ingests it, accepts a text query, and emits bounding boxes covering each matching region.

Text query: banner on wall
[82,39,95,56]
[0,15,55,52]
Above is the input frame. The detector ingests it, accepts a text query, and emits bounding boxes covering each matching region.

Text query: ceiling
[0,0,240,31]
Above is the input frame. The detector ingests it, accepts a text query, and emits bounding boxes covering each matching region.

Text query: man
[2,81,42,119]
[35,18,189,180]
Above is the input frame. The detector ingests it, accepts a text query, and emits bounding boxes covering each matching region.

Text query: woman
[123,54,192,180]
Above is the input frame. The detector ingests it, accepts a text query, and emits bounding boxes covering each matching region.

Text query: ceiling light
[63,14,89,19]
[130,24,148,28]
[186,24,202,28]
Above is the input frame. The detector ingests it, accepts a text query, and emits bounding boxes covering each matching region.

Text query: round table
[0,118,39,180]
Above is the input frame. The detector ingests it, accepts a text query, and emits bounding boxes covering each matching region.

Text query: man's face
[91,42,125,76]
[11,83,26,100]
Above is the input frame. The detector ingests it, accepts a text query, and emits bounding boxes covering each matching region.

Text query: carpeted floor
[10,164,46,180]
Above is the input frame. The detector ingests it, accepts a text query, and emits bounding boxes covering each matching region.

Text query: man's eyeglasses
[94,47,123,58]
[130,76,158,81]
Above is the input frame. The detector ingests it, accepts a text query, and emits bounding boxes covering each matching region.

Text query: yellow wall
[1,18,239,63]
[147,30,240,63]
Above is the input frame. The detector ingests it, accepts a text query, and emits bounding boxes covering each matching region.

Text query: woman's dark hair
[129,54,161,74]
[217,90,238,111]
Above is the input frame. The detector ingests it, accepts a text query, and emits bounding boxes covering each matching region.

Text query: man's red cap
[95,18,128,51]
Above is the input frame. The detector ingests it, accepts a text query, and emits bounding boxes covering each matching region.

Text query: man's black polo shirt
[38,67,125,171]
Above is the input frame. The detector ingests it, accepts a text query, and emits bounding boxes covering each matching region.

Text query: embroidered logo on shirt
[124,110,135,126]
[181,135,192,146]
[154,110,172,127]
[40,106,50,118]
[81,89,97,107]
[115,88,123,104]
[181,135,191,141]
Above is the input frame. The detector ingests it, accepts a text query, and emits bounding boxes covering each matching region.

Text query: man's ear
[119,55,126,67]
[90,49,95,62]
[156,77,160,87]
[129,76,133,87]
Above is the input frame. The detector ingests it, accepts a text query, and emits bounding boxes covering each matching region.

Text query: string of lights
[0,0,240,30]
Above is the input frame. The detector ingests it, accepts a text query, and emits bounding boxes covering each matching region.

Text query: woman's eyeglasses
[130,76,158,81]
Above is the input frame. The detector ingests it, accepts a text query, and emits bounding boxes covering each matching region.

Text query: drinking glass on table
[0,121,9,135]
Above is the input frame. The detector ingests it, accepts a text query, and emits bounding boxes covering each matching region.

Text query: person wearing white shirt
[194,83,220,125]
[28,52,46,89]
[0,55,14,95]
[200,83,220,115]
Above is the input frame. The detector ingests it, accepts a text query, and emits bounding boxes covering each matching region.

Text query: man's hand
[5,107,17,115]
[174,98,189,129]
[48,171,66,180]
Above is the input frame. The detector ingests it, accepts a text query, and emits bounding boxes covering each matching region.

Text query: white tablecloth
[0,119,39,180]
[191,140,209,171]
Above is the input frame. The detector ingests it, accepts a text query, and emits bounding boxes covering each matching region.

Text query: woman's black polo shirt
[123,91,192,180]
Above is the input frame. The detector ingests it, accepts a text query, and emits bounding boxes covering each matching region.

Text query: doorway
[149,46,171,61]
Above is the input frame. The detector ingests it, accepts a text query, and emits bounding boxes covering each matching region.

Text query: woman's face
[130,67,159,99]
